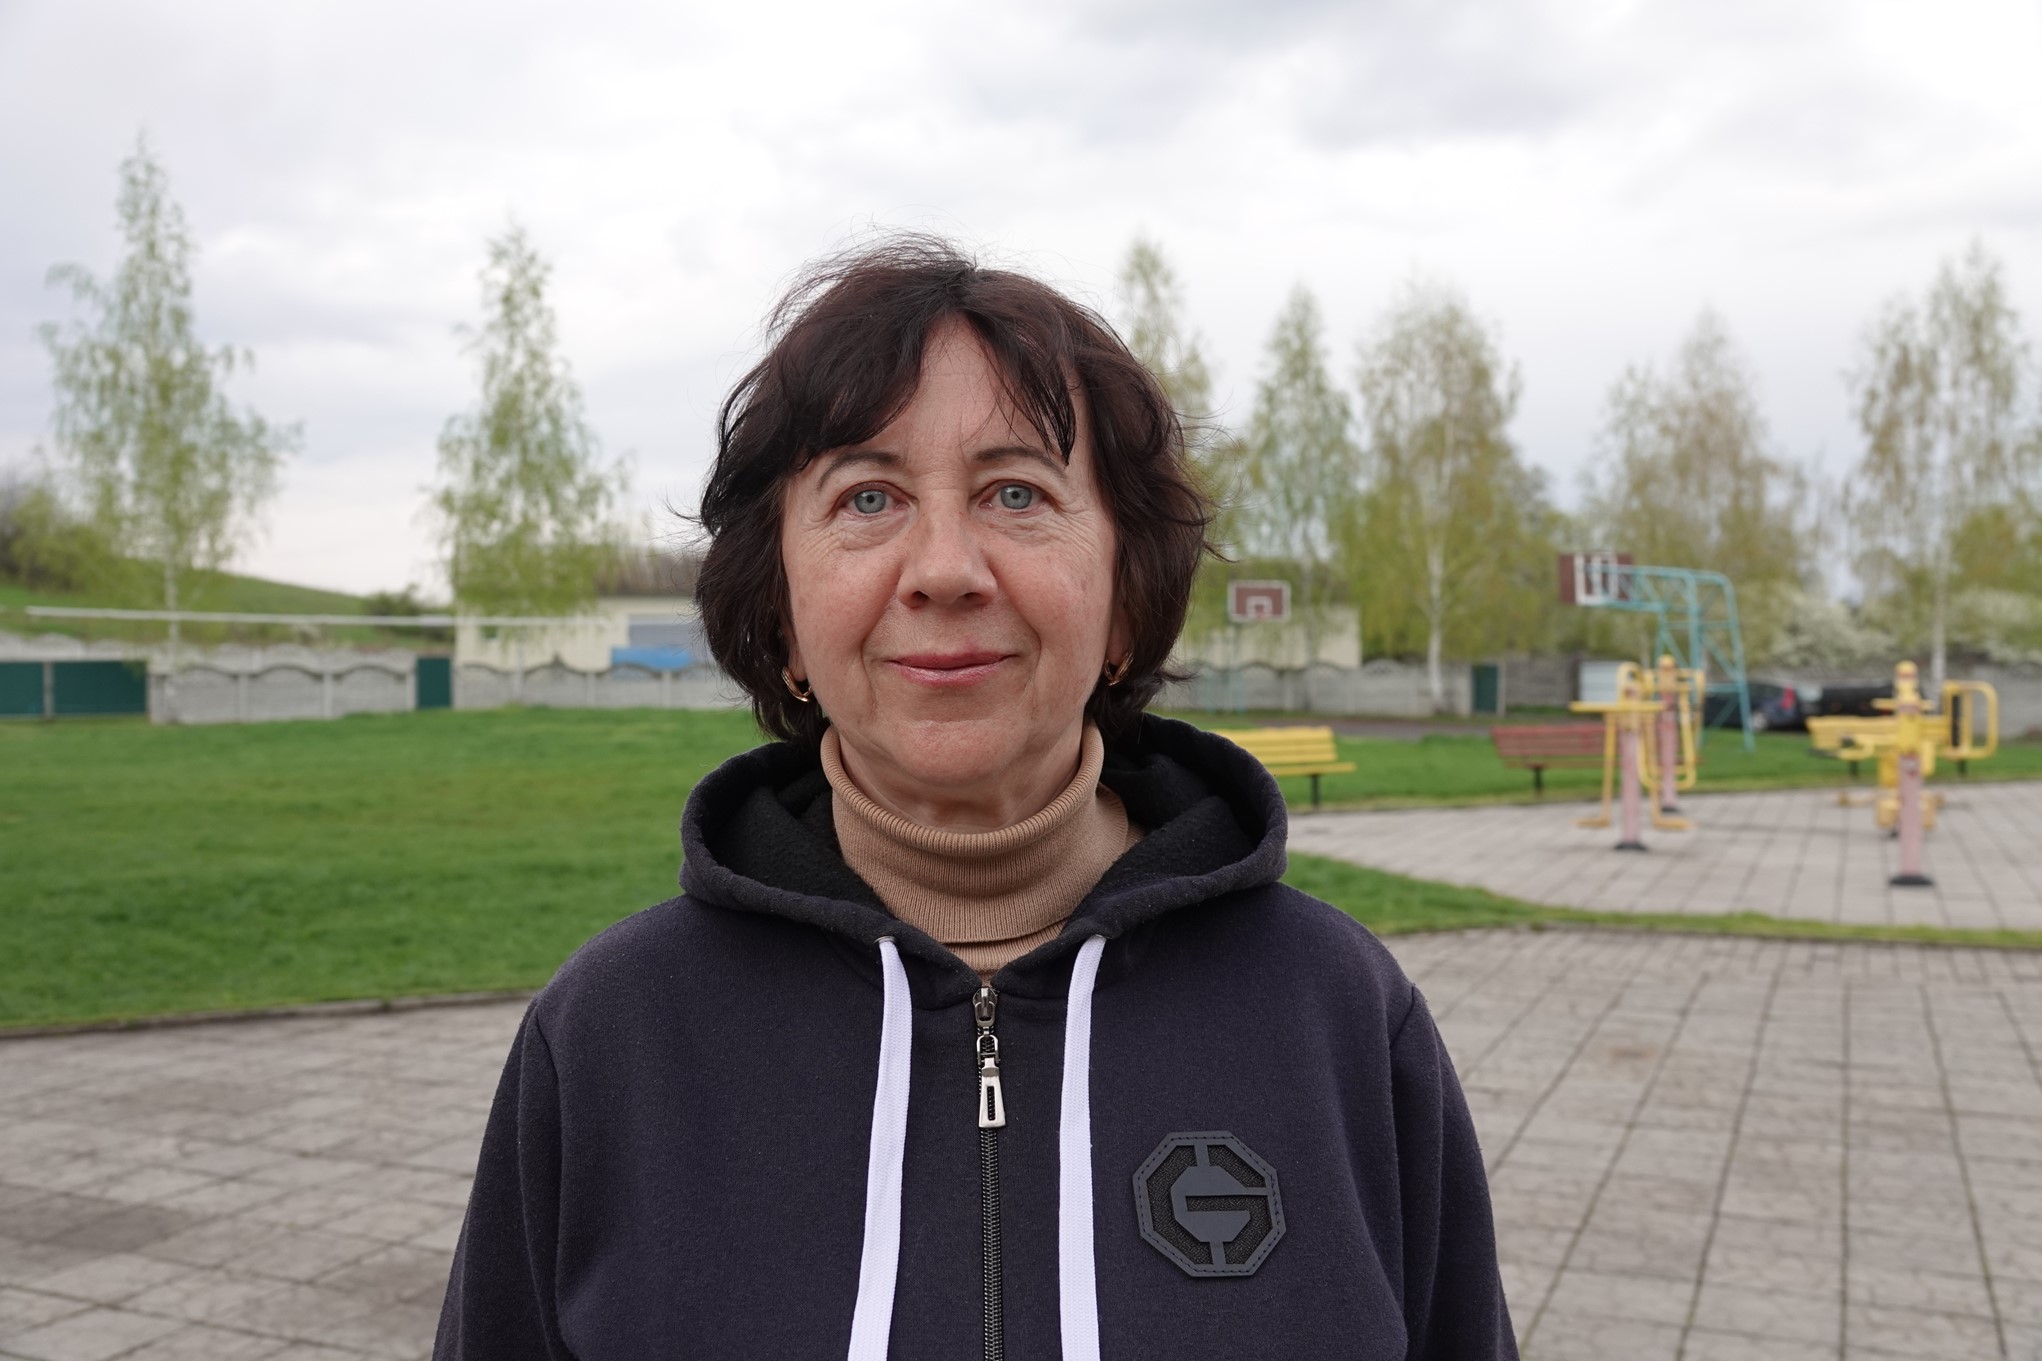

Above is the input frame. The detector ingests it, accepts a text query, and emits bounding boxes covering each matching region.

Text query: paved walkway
[5,930,2042,1358]
[1290,780,2042,931]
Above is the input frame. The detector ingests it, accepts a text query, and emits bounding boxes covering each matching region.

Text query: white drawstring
[847,933,1108,1361]
[1058,935,1108,1361]
[847,938,912,1361]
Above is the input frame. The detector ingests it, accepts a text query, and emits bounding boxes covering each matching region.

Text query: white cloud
[4,0,2041,594]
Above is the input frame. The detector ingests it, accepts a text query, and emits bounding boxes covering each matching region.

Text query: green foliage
[1221,287,1359,659]
[1585,311,1814,589]
[1116,236,1216,425]
[1116,237,1238,641]
[1849,240,2038,687]
[36,137,295,615]
[0,468,109,592]
[363,585,454,644]
[432,223,628,618]
[1351,278,1554,706]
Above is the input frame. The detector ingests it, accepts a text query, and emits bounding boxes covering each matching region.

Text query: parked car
[1800,682,1893,720]
[1702,680,1810,732]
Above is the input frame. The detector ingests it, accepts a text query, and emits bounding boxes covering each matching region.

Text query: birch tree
[1234,286,1358,662]
[1849,241,2034,691]
[432,223,627,624]
[1116,236,1215,424]
[38,136,294,649]
[1116,236,1235,636]
[1585,310,1814,656]
[1353,278,1533,712]
[1587,310,1809,583]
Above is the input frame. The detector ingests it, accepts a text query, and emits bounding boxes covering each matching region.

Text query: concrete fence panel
[152,663,413,725]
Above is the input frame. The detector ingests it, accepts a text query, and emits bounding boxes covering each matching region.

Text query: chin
[886,717,1029,789]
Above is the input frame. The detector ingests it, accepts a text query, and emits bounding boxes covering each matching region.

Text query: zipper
[974,984,1005,1361]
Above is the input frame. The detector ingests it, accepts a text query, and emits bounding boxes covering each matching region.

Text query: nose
[896,498,994,607]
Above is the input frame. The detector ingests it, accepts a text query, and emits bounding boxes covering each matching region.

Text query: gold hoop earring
[782,668,813,703]
[1104,653,1134,686]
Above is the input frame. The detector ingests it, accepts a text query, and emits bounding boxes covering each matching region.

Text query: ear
[1105,606,1133,670]
[783,631,806,682]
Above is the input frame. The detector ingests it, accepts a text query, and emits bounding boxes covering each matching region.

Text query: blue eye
[850,488,890,514]
[997,484,1036,510]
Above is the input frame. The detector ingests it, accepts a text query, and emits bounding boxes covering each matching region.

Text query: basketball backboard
[1227,580,1291,623]
[1558,552,1634,607]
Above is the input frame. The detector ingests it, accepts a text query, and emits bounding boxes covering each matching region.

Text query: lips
[886,650,1011,688]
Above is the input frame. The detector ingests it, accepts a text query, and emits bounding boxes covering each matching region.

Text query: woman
[435,239,1516,1360]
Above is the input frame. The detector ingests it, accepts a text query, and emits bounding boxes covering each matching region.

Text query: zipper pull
[974,986,1006,1129]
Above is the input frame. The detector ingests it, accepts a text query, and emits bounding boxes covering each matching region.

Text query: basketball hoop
[1228,580,1291,624]
[1558,552,1633,607]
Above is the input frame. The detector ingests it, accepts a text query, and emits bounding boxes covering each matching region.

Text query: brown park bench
[1212,726,1357,810]
[1491,723,1607,795]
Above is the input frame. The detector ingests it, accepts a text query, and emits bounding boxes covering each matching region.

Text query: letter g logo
[1132,1132,1285,1277]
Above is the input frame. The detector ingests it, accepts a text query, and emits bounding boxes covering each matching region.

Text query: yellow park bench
[1212,725,1357,810]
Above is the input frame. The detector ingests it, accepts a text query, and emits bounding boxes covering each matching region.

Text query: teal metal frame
[1582,563,1755,750]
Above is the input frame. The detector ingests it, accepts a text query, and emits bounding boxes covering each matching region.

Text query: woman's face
[779,319,1125,825]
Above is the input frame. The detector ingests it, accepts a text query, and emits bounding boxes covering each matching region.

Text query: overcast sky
[4,0,2041,596]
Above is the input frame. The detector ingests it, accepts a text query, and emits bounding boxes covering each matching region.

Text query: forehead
[802,318,1088,475]
[885,322,1061,447]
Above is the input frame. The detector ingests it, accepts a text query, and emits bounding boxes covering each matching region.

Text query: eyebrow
[813,449,901,481]
[813,443,1066,483]
[973,443,1066,474]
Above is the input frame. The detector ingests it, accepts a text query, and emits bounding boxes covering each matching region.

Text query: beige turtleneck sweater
[821,725,1142,979]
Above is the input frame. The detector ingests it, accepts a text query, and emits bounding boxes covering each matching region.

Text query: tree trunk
[1930,559,1949,699]
[1426,619,1446,714]
[163,559,179,725]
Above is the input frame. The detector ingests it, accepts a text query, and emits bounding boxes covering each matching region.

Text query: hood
[678,712,1290,1002]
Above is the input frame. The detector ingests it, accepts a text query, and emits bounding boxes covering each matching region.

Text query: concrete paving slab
[3,930,2041,1357]
[1290,779,2042,930]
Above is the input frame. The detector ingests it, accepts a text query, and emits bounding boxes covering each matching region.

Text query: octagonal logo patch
[1132,1131,1285,1277]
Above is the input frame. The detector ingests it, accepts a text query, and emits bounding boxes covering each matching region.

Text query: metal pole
[1891,661,1932,887]
[1657,655,1681,815]
[1617,722,1646,852]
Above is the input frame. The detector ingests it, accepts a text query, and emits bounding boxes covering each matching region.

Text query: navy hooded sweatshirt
[434,716,1517,1360]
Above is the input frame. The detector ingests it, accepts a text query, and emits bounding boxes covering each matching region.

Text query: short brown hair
[696,236,1214,747]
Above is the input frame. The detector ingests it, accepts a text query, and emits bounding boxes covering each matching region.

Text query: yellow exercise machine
[1806,662,1999,834]
[1568,657,1702,850]
[1804,661,1998,887]
[1642,654,1705,814]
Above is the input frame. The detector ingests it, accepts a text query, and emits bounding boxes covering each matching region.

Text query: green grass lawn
[1284,854,2042,952]
[5,707,2039,1029]
[1160,710,2042,809]
[0,708,754,1027]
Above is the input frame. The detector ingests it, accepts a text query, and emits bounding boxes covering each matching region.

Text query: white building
[1172,606,1364,671]
[453,594,705,673]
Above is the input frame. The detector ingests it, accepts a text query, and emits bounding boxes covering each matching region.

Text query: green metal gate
[0,660,148,718]
[416,655,453,710]
[0,662,43,717]
[55,660,148,715]
[1471,663,1502,715]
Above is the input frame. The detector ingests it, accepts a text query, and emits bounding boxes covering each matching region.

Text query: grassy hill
[0,569,438,650]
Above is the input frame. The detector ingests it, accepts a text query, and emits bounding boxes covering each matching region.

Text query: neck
[822,723,1137,978]
[829,719,1089,831]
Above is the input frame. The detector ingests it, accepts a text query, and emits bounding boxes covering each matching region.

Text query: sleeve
[433,1007,574,1361]
[1390,987,1520,1361]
